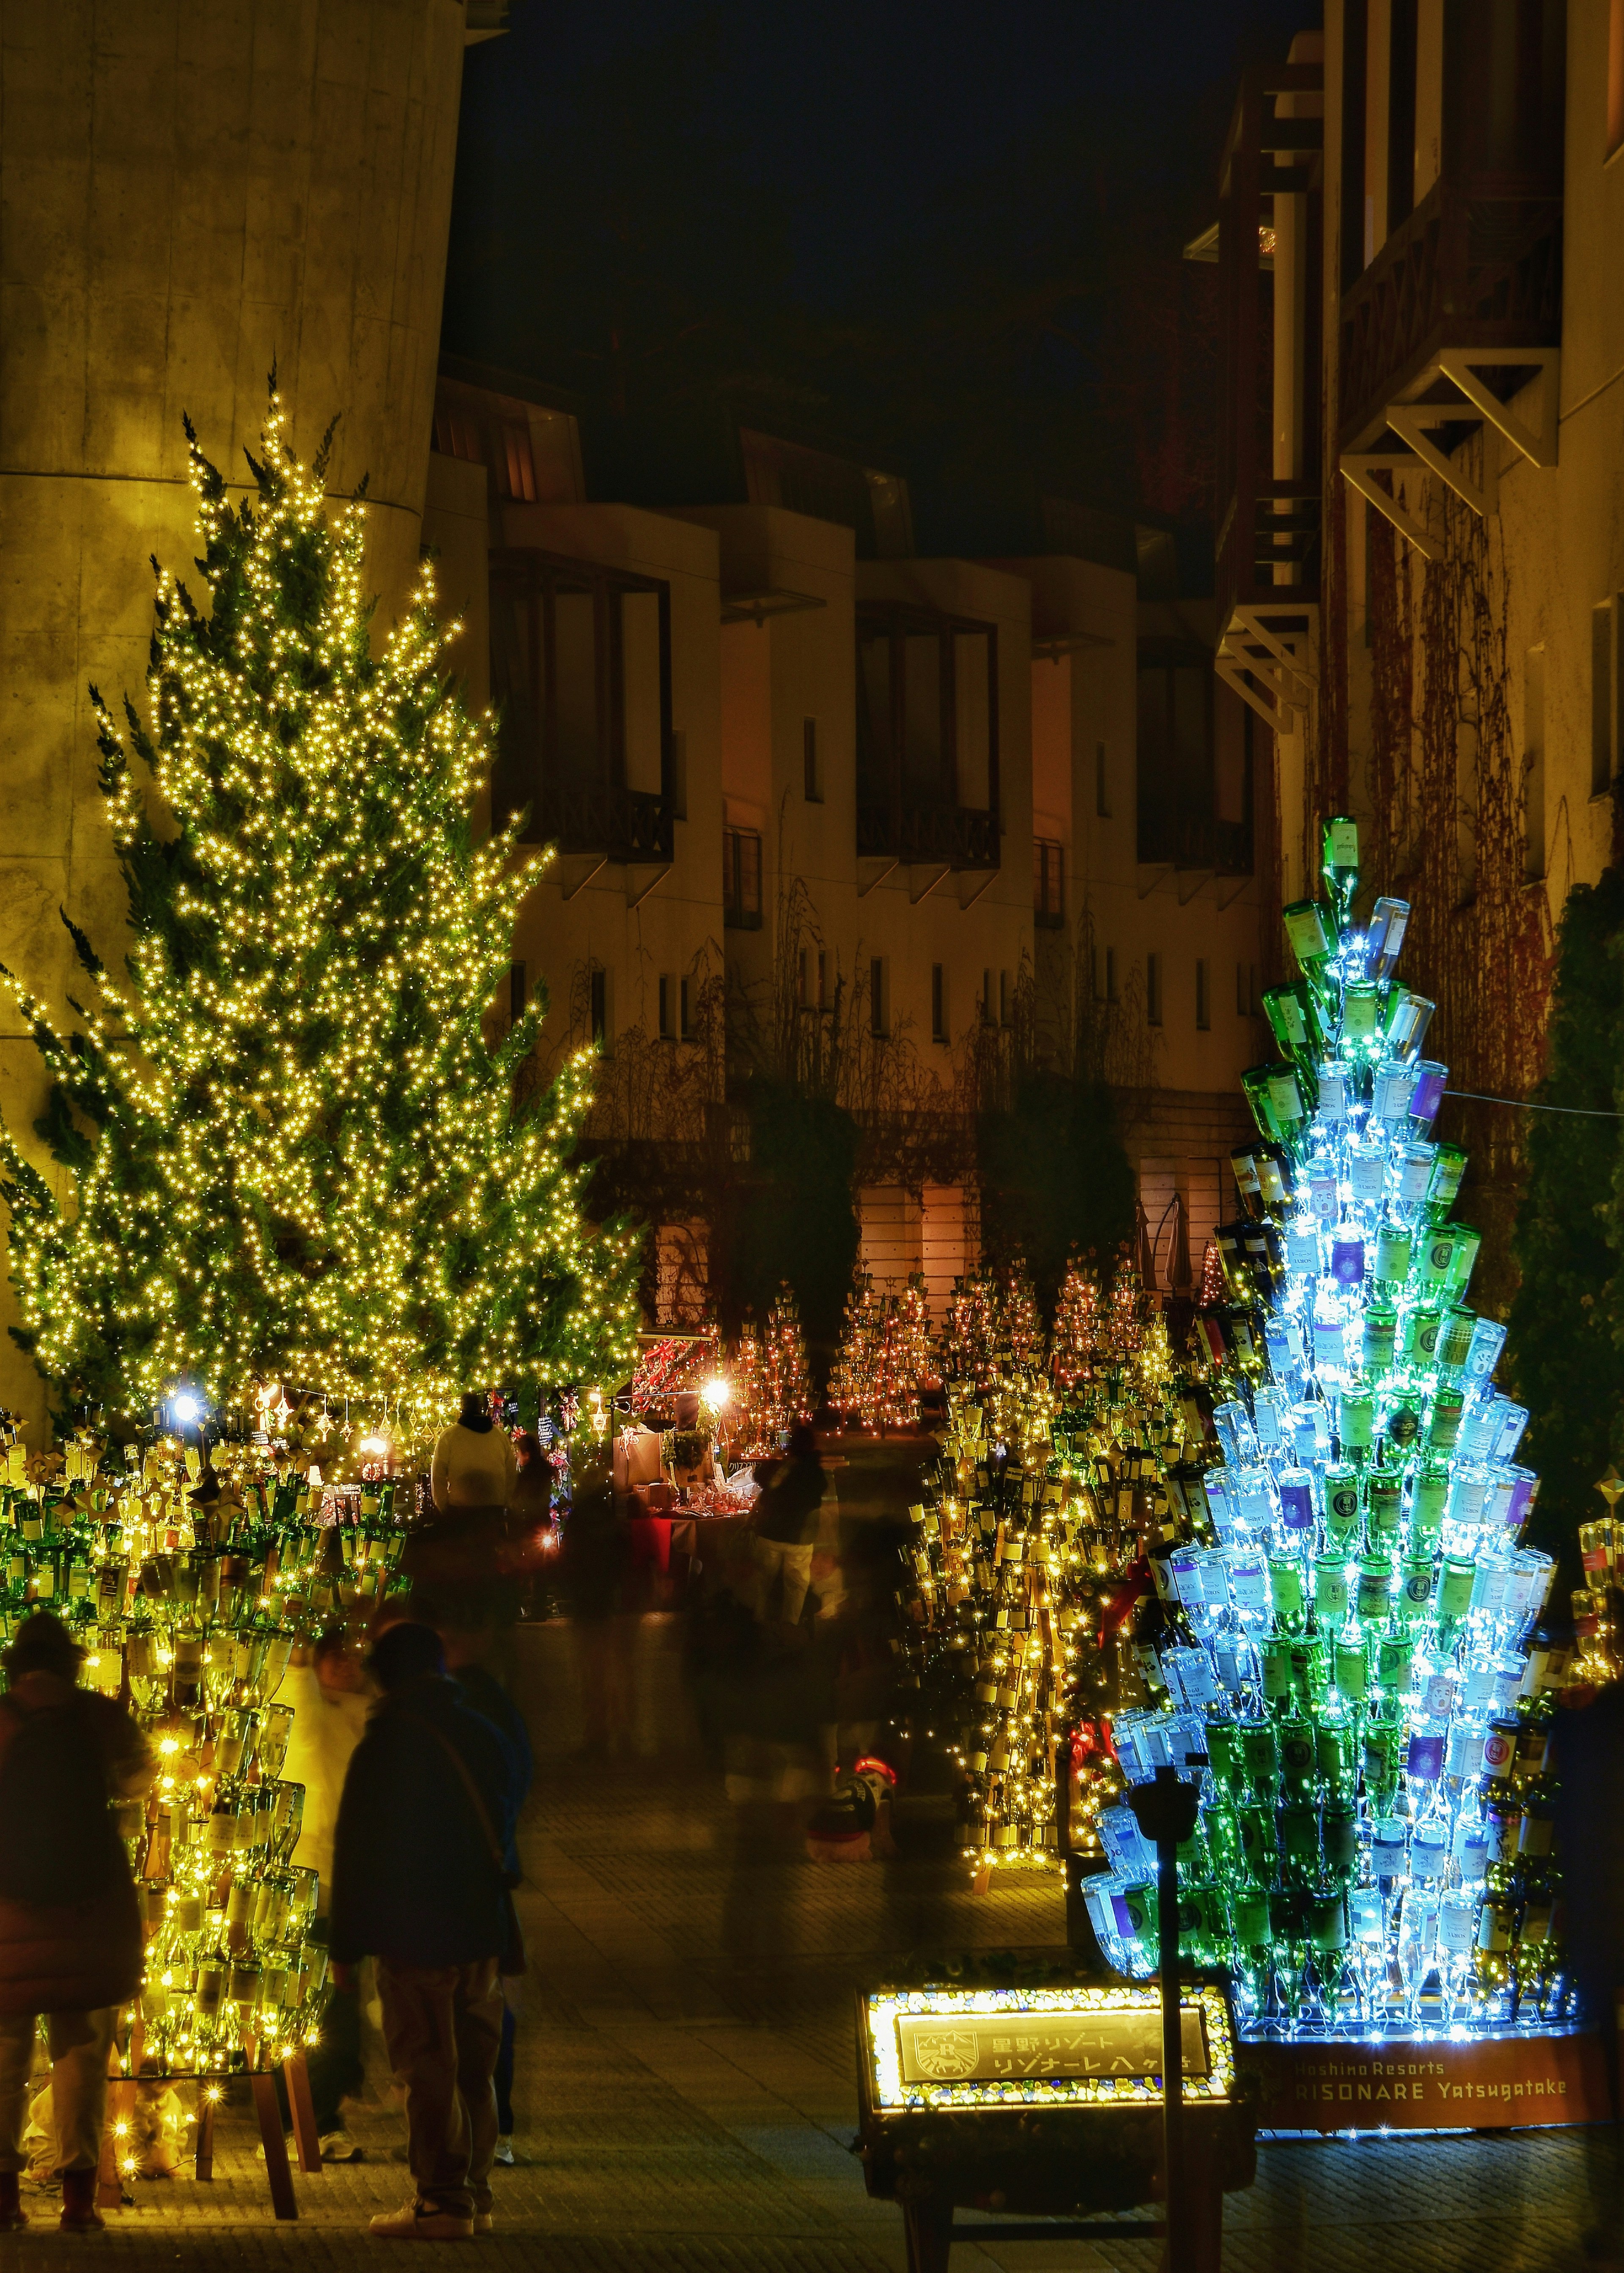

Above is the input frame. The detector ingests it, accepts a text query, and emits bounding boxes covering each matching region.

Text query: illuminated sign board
[861,1981,1236,2114]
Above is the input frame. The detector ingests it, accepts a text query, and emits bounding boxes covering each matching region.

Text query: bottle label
[1315,1565,1350,1620]
[1357,1568,1393,1620]
[1519,1813,1554,1858]
[1372,1823,1407,1874]
[1476,1907,1512,1955]
[1482,1725,1516,1774]
[1487,1807,1522,1864]
[1521,1901,1553,1946]
[1437,1903,1476,1956]
[1406,1731,1445,1782]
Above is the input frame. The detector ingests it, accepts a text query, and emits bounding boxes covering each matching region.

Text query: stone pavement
[4,1754,1610,2271]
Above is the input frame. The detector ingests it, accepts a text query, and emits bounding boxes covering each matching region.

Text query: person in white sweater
[430,1394,517,1512]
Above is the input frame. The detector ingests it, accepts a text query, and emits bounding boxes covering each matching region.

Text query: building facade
[424,371,1270,1327]
[1209,3,1622,1292]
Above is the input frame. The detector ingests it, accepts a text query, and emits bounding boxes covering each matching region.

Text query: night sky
[445,0,1319,560]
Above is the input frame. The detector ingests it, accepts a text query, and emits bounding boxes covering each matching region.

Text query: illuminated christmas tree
[763,1283,813,1437]
[729,1319,768,1453]
[1051,1252,1103,1390]
[898,1272,933,1393]
[996,1258,1045,1374]
[830,1269,882,1423]
[940,1272,996,1389]
[0,395,640,1418]
[1104,1253,1147,1366]
[1196,1237,1226,1309]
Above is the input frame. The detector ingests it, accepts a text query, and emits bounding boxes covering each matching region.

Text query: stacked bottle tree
[1083,821,1570,2040]
[899,1261,1207,1874]
[0,1425,414,2079]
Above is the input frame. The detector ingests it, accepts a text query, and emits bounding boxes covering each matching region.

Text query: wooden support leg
[194,2088,216,2182]
[250,2073,298,2221]
[901,2197,953,2273]
[95,2079,134,2210]
[283,2051,323,2173]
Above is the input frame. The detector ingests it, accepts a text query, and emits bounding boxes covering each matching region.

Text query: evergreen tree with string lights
[1051,1250,1103,1391]
[0,391,641,1419]
[762,1282,812,1437]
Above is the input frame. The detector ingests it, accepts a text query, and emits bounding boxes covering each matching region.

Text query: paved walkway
[5,1757,1612,2270]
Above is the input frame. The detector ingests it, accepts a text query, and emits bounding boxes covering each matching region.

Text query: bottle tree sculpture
[1084,822,1566,2042]
[900,1241,1207,1876]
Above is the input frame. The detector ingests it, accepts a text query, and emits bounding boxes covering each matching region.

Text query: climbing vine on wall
[1336,453,1553,1317]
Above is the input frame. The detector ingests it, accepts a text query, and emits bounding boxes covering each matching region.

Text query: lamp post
[1127,1760,1203,2272]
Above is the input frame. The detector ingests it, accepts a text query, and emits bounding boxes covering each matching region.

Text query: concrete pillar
[0,0,468,1429]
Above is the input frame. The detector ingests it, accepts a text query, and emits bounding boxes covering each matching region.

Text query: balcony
[1209,55,1323,733]
[856,803,999,870]
[536,784,673,863]
[1339,175,1563,455]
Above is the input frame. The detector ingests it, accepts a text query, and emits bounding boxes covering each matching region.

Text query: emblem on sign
[909,2030,980,2080]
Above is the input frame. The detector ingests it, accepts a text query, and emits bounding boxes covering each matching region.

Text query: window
[999,969,1013,1028]
[870,957,889,1038]
[797,949,810,1010]
[432,403,537,502]
[1095,739,1111,818]
[1137,645,1223,868]
[658,974,676,1039]
[1611,0,1624,159]
[1196,957,1210,1031]
[509,961,527,1023]
[856,607,1001,830]
[1146,953,1163,1028]
[589,966,610,1051]
[1595,602,1615,798]
[723,828,763,928]
[489,553,674,851]
[1525,646,1546,883]
[817,950,828,1010]
[803,717,823,803]
[1033,838,1065,927]
[669,728,688,822]
[931,963,949,1043]
[1106,947,1118,1004]
[982,968,994,1024]
[680,975,695,1040]
[1237,961,1259,1017]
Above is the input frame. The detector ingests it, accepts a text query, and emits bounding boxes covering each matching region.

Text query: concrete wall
[0,0,469,1430]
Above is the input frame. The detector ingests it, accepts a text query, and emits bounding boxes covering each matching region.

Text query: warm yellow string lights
[0,394,641,1417]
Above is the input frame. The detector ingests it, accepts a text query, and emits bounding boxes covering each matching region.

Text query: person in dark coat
[0,1612,154,2233]
[329,1621,521,2241]
[1553,1677,1624,2264]
[441,1626,533,2167]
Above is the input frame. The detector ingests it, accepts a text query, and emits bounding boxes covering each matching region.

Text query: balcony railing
[1137,809,1254,880]
[1216,477,1323,628]
[535,783,673,862]
[1339,175,1563,453]
[856,803,1000,870]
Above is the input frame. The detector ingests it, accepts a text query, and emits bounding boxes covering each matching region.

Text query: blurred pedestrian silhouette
[0,1612,155,2233]
[279,1626,370,2160]
[330,1620,521,2241]
[561,1442,634,1758]
[1554,1678,1624,2265]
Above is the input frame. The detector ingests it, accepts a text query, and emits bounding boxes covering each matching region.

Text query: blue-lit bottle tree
[1082,820,1570,2041]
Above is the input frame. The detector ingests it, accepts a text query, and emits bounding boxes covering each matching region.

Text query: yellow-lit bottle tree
[0,396,640,2087]
[901,1245,1213,1899]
